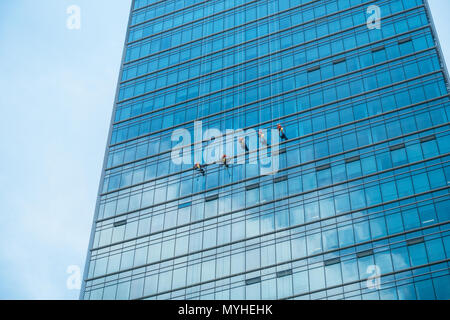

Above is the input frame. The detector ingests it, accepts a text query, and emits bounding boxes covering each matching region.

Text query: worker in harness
[194,163,205,176]
[258,129,268,147]
[277,124,288,141]
[239,137,249,152]
[221,154,229,168]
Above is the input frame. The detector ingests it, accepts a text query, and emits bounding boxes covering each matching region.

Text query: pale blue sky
[0,0,448,300]
[0,0,131,299]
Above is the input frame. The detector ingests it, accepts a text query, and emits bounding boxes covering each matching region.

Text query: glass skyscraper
[81,0,450,300]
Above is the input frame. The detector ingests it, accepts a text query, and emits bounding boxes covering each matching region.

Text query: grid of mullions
[97,129,450,231]
[131,0,234,29]
[102,82,449,196]
[106,70,447,172]
[127,0,357,61]
[84,163,450,300]
[92,151,450,249]
[108,66,445,184]
[129,0,259,43]
[123,0,418,86]
[84,225,450,300]
[113,28,436,147]
[126,0,420,65]
[93,148,450,252]
[123,0,404,85]
[87,190,450,281]
[89,117,448,264]
[133,0,204,12]
[100,96,450,209]
[116,24,433,135]
[81,0,450,300]
[121,0,422,99]
[118,1,426,118]
[87,162,450,277]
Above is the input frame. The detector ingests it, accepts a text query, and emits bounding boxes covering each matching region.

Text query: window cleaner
[258,130,268,147]
[194,163,205,175]
[239,137,249,151]
[277,124,288,140]
[221,155,229,168]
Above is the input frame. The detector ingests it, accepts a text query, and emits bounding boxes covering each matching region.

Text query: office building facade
[81,0,450,300]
